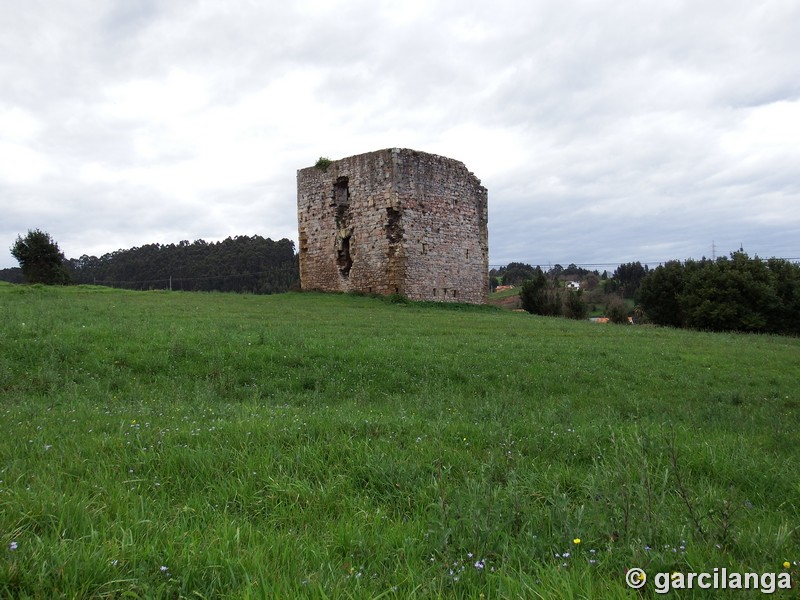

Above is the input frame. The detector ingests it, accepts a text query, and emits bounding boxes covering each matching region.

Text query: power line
[489,257,800,270]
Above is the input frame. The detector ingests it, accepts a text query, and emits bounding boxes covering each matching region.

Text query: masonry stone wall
[297,148,488,303]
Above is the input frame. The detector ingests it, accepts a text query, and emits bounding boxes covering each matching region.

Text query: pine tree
[10,229,71,285]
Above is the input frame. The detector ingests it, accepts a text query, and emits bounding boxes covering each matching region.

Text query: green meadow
[1,282,798,598]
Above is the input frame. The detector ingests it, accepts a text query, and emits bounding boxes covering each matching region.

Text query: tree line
[8,231,799,335]
[493,261,649,323]
[4,230,300,294]
[499,251,799,336]
[638,251,800,335]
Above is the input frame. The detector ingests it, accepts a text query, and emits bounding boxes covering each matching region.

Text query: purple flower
[9,541,18,551]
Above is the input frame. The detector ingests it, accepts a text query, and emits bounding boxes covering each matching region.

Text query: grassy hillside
[1,283,798,598]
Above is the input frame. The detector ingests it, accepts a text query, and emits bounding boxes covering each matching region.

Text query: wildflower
[628,569,646,583]
[783,561,791,569]
[474,560,485,570]
[573,538,581,545]
[562,552,570,558]
[9,541,18,551]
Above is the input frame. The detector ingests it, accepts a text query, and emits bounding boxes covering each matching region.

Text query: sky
[2,0,799,271]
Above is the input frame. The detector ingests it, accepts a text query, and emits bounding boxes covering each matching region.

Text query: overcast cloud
[2,0,799,271]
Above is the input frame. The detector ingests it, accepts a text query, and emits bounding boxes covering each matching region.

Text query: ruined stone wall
[297,148,488,303]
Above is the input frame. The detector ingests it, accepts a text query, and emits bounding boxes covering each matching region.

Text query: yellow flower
[783,561,791,569]
[573,538,581,545]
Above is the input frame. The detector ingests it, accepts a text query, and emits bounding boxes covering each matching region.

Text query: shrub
[315,156,332,171]
[10,229,71,285]
[638,251,800,335]
[520,269,562,317]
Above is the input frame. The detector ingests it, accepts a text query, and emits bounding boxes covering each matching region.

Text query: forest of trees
[5,231,799,335]
[518,268,589,320]
[499,252,799,336]
[1,235,300,294]
[638,251,800,335]
[493,262,638,322]
[490,262,597,288]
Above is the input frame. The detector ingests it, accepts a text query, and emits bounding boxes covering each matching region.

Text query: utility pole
[712,240,716,260]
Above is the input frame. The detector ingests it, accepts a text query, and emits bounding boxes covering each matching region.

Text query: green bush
[315,156,332,171]
[10,229,71,285]
[520,269,561,316]
[638,251,800,335]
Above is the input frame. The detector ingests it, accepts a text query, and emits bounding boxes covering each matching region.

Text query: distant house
[565,281,581,290]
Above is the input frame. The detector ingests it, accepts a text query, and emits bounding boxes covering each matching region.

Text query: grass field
[1,282,798,598]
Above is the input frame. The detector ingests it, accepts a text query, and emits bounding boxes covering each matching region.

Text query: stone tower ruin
[297,148,488,303]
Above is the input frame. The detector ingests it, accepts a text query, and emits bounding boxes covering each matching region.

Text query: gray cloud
[2,0,798,270]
